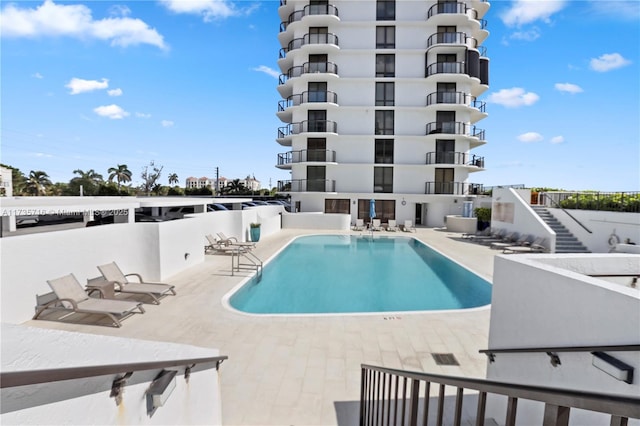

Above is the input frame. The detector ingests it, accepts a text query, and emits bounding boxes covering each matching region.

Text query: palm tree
[25,170,52,196]
[107,164,132,190]
[168,173,179,186]
[227,179,245,194]
[70,169,103,196]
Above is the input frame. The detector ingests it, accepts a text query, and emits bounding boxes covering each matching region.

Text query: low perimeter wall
[281,212,350,230]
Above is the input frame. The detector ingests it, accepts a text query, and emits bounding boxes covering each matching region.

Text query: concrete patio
[24,227,500,425]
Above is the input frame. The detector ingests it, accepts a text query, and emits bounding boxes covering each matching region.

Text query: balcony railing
[279,61,339,85]
[278,179,336,192]
[280,4,339,32]
[360,364,640,426]
[425,182,483,195]
[426,32,473,48]
[278,120,338,138]
[426,122,485,140]
[425,92,486,113]
[279,33,339,58]
[426,152,484,167]
[277,150,337,165]
[427,1,468,19]
[278,91,338,111]
[425,61,466,77]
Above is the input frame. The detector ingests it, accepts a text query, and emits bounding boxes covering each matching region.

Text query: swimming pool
[227,235,491,314]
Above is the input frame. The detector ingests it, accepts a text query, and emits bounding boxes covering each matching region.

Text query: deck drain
[432,353,459,366]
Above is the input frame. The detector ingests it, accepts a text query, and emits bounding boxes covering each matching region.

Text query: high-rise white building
[275,0,489,226]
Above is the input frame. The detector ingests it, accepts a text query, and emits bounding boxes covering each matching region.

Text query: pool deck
[25,227,501,425]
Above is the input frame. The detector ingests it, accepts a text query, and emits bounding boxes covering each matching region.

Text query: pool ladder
[231,248,263,280]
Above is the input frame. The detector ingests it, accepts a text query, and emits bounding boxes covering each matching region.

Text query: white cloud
[253,65,279,79]
[589,53,631,72]
[66,77,109,95]
[161,120,174,127]
[588,0,640,21]
[518,132,544,143]
[107,88,123,96]
[509,28,541,42]
[136,112,151,118]
[94,104,129,119]
[550,136,565,144]
[32,72,43,79]
[159,0,237,21]
[34,152,53,158]
[501,0,566,26]
[108,4,131,17]
[487,88,540,108]
[554,83,583,94]
[0,0,167,50]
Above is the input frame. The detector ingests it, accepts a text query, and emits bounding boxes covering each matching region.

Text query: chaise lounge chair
[371,219,382,231]
[353,219,365,231]
[491,234,531,250]
[387,219,398,232]
[97,262,176,304]
[216,232,256,249]
[503,238,547,254]
[33,273,145,327]
[402,220,416,232]
[206,234,252,254]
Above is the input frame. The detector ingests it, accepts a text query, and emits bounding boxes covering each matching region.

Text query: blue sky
[1,0,638,191]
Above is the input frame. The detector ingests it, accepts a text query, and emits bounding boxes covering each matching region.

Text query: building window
[307,165,326,192]
[307,138,326,162]
[435,168,454,194]
[308,110,327,132]
[325,198,350,214]
[308,82,327,103]
[375,110,394,135]
[376,0,395,20]
[374,167,393,193]
[358,199,395,222]
[375,82,394,106]
[375,139,394,164]
[376,54,395,77]
[308,27,328,44]
[376,26,395,48]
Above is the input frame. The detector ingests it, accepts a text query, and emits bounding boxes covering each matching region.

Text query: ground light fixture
[592,351,634,384]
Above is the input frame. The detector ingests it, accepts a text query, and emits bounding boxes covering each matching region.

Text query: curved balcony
[279,61,339,86]
[280,4,339,32]
[427,32,474,49]
[425,61,466,77]
[278,179,336,193]
[426,121,469,135]
[278,120,338,138]
[427,1,468,19]
[277,149,337,169]
[426,92,487,122]
[279,33,339,59]
[426,152,485,168]
[425,181,484,195]
[278,91,338,111]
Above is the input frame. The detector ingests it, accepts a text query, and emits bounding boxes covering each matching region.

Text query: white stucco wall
[486,254,640,397]
[281,212,350,230]
[1,324,223,425]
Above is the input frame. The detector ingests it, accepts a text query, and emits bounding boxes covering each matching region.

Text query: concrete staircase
[532,206,590,253]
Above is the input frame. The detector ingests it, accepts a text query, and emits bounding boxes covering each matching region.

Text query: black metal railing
[279,61,339,85]
[426,121,467,135]
[278,120,337,138]
[425,61,466,77]
[277,149,336,165]
[540,191,640,213]
[425,182,483,195]
[278,91,338,111]
[427,1,468,19]
[360,364,640,426]
[279,33,339,58]
[426,32,471,48]
[278,179,336,192]
[426,152,484,167]
[280,4,339,31]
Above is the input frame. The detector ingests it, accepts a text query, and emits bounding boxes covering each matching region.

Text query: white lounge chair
[33,273,145,327]
[97,262,176,304]
[216,232,256,249]
[371,219,382,231]
[491,234,530,250]
[387,219,398,232]
[353,219,365,231]
[402,220,415,232]
[503,238,547,254]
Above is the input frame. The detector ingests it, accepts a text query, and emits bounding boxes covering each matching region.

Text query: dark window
[435,139,455,164]
[374,167,393,193]
[436,111,455,133]
[308,27,328,44]
[307,166,326,192]
[376,26,395,48]
[435,168,454,194]
[325,198,350,214]
[308,110,327,132]
[376,54,395,77]
[437,26,457,43]
[308,82,327,102]
[375,110,394,135]
[308,54,328,73]
[437,82,456,103]
[307,138,326,161]
[376,0,395,20]
[375,82,394,106]
[358,199,395,222]
[375,139,394,164]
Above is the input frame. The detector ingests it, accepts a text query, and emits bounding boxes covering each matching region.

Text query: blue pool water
[228,235,492,314]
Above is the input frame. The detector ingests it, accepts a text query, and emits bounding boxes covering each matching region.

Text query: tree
[69,169,103,196]
[224,179,245,195]
[168,173,179,186]
[140,161,163,196]
[107,164,132,190]
[25,170,52,196]
[0,164,27,195]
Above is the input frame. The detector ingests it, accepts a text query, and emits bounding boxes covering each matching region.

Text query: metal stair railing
[231,248,263,279]
[537,193,593,234]
[360,363,639,426]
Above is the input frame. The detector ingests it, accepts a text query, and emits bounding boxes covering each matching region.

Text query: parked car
[16,215,39,226]
[241,202,257,209]
[251,201,269,206]
[164,206,196,219]
[86,213,165,227]
[266,200,292,212]
[207,203,229,211]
